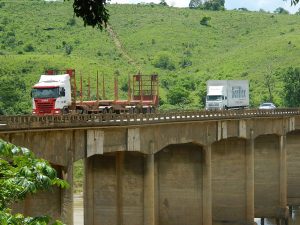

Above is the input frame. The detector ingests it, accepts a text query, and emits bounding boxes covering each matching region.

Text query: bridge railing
[0,108,299,131]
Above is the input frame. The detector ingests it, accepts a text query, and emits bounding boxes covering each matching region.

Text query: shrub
[167,85,191,105]
[65,44,73,55]
[153,53,176,70]
[67,18,76,26]
[200,16,211,26]
[180,58,192,68]
[23,43,35,52]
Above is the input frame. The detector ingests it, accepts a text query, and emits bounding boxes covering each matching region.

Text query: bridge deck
[0,108,299,132]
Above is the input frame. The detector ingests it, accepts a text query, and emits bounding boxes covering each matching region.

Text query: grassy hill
[1,1,300,113]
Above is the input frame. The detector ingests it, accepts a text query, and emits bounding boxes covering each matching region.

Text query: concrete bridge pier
[203,145,212,225]
[254,134,288,223]
[143,153,155,225]
[287,131,300,209]
[211,137,254,225]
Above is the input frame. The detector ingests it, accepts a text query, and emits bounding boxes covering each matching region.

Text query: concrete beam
[87,130,104,157]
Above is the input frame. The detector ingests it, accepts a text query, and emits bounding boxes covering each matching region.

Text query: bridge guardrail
[0,108,300,131]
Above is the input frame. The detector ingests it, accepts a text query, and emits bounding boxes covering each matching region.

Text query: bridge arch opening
[286,131,300,208]
[155,143,205,225]
[254,134,286,220]
[211,137,250,224]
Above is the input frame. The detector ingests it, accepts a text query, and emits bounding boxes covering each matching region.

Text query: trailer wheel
[128,108,134,114]
[134,108,139,114]
[150,107,156,114]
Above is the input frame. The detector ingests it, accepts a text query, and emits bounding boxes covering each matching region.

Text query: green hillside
[1,1,300,114]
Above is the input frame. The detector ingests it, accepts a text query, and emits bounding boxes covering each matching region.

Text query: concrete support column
[84,157,94,225]
[116,151,124,225]
[61,137,74,225]
[144,154,155,225]
[203,145,212,225]
[279,134,288,217]
[246,130,254,223]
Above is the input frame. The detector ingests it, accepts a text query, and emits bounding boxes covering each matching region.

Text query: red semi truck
[31,69,159,115]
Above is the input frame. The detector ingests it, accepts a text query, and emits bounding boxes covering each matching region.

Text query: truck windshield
[207,95,223,101]
[31,87,59,99]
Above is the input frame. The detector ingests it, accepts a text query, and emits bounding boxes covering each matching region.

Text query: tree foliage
[200,16,211,26]
[72,0,109,30]
[167,85,191,105]
[0,139,69,225]
[159,0,168,6]
[274,7,289,14]
[153,53,176,70]
[0,76,30,115]
[282,67,300,107]
[198,0,225,11]
[189,0,203,9]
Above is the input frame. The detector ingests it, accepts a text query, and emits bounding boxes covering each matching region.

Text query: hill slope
[1,1,300,113]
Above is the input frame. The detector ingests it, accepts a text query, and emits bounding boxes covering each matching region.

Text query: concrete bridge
[1,109,300,225]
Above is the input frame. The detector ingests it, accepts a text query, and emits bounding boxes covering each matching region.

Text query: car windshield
[261,103,272,106]
[207,95,223,101]
[32,87,59,99]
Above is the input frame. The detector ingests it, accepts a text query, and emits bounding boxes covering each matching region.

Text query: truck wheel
[62,107,69,114]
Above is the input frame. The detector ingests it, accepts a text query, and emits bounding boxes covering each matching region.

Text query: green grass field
[1,1,300,113]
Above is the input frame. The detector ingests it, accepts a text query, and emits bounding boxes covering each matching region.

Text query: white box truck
[205,80,249,110]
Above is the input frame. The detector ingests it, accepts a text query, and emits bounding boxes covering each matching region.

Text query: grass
[1,2,300,112]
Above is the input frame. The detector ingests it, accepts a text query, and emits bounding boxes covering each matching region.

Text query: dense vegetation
[0,139,68,224]
[1,1,300,114]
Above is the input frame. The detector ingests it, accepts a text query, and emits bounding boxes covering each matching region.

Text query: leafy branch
[0,139,69,225]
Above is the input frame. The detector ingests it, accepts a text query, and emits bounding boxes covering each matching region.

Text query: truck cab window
[31,87,59,99]
[60,87,65,97]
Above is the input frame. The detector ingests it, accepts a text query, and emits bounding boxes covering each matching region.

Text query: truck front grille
[36,102,54,113]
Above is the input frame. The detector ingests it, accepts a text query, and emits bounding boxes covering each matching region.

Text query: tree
[263,66,275,103]
[199,0,225,11]
[189,0,203,9]
[72,0,109,30]
[0,139,68,225]
[274,7,289,14]
[282,67,300,107]
[167,85,191,105]
[159,0,168,6]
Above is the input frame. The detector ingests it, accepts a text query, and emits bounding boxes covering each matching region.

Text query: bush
[65,44,73,55]
[153,53,176,70]
[23,43,35,52]
[67,18,76,26]
[167,85,191,105]
[180,58,192,68]
[200,16,211,26]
